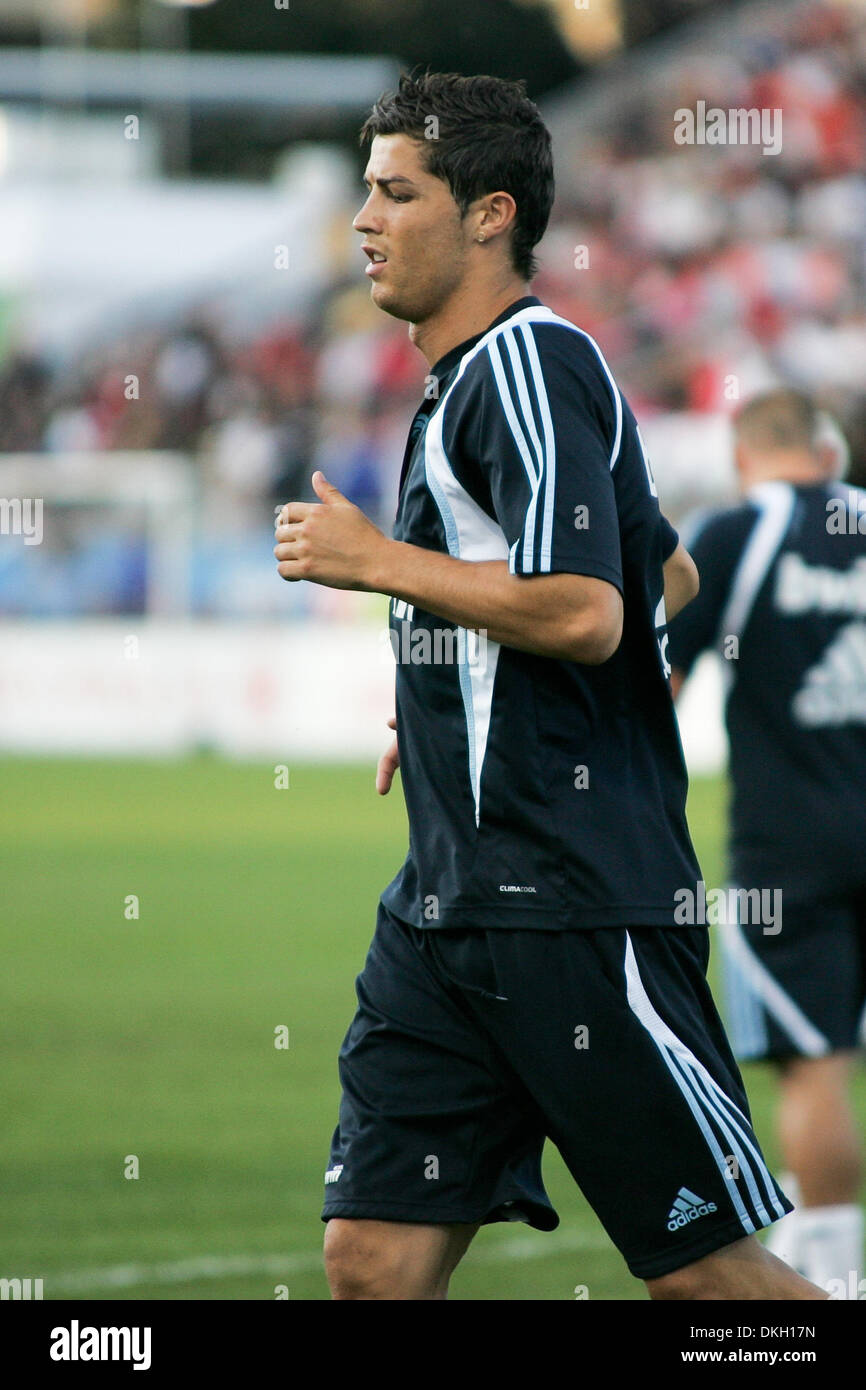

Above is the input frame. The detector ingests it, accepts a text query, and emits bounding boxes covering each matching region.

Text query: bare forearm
[373,538,621,663]
[274,479,622,664]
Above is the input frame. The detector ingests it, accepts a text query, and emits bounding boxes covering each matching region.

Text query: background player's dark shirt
[381,295,701,929]
[667,480,866,901]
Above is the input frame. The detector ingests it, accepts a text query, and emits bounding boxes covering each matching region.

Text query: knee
[323,1220,383,1299]
[323,1220,440,1301]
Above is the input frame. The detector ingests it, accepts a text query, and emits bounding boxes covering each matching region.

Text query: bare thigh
[646,1234,828,1301]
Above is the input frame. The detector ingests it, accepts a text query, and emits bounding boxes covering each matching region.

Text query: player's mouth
[363,244,388,278]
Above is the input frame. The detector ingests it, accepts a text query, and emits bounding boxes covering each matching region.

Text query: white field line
[46,1229,610,1295]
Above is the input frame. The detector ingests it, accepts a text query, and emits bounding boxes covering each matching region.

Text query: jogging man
[274,72,823,1300]
[668,388,866,1297]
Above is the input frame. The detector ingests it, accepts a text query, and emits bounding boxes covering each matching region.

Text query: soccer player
[668,388,866,1298]
[274,72,824,1300]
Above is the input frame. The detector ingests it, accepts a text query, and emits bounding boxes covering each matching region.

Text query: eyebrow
[362,175,419,191]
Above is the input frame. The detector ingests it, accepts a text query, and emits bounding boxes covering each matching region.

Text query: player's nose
[353,199,380,235]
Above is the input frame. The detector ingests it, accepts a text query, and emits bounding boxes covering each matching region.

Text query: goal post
[0,451,197,616]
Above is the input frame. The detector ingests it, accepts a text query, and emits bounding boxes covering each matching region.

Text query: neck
[740,451,828,490]
[410,275,530,369]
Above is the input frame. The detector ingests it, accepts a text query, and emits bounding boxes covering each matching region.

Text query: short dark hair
[360,70,555,280]
[733,389,819,453]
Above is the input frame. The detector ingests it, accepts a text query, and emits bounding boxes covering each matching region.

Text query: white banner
[0,620,725,771]
[0,620,396,759]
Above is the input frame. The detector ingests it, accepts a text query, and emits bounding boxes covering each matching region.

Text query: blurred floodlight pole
[143,0,219,176]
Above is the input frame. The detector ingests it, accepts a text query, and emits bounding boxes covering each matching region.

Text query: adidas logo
[324,1164,343,1186]
[667,1186,718,1232]
[792,621,866,727]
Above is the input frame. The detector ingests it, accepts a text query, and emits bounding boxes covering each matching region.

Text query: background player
[668,388,866,1297]
[274,73,824,1300]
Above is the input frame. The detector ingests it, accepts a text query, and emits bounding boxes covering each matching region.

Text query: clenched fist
[274,471,391,592]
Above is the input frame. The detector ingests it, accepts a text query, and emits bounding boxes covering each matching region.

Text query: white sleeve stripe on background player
[487,333,544,573]
[716,481,796,695]
[624,932,766,1236]
[520,323,557,572]
[718,915,831,1057]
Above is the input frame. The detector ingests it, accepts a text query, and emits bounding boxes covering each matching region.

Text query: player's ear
[472,191,517,245]
[732,441,749,483]
[815,441,841,479]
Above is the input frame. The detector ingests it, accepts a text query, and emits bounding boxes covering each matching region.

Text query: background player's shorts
[720,885,866,1062]
[321,902,792,1281]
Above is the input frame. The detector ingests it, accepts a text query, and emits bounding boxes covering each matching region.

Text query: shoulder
[681,498,763,556]
[445,307,622,466]
[450,305,617,399]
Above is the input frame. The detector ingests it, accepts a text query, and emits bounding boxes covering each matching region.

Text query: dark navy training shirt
[667,479,866,901]
[380,295,702,929]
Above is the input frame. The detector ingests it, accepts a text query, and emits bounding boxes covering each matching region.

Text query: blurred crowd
[540,1,866,428]
[2,0,865,615]
[0,292,423,533]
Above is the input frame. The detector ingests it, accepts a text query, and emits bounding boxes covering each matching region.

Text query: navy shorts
[719,886,866,1062]
[321,902,792,1280]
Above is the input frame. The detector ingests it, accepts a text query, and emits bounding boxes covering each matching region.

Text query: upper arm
[549,569,624,661]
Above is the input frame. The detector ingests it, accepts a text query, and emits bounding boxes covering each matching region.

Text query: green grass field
[1,758,863,1301]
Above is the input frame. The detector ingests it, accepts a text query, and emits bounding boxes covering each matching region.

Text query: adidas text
[668,1187,718,1232]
